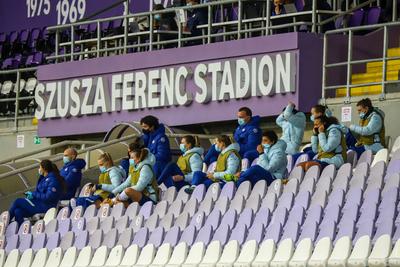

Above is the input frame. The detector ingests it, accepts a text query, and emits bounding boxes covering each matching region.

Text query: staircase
[336,47,400,97]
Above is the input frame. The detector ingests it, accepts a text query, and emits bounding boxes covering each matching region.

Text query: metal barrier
[45,0,350,62]
[322,20,400,103]
[0,132,218,191]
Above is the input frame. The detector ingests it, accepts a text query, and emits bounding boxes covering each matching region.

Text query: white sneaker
[70,198,77,209]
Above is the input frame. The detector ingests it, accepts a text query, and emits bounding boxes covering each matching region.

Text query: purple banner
[0,0,150,33]
[36,32,323,137]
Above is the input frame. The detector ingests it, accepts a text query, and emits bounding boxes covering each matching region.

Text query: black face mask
[142,129,151,134]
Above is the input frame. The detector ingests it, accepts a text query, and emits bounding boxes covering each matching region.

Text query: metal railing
[46,0,349,62]
[0,140,100,165]
[0,132,218,191]
[322,20,400,103]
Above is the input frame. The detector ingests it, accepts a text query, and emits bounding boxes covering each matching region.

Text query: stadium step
[335,46,400,97]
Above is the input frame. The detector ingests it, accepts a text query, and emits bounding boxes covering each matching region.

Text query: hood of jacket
[268,139,287,154]
[221,143,240,155]
[184,146,204,156]
[64,158,86,170]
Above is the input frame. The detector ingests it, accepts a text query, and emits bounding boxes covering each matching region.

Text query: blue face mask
[359,112,365,119]
[215,145,222,152]
[99,166,107,173]
[263,144,271,150]
[310,115,315,122]
[238,118,246,126]
[154,14,161,21]
[180,143,187,153]
[129,159,136,166]
[63,156,71,164]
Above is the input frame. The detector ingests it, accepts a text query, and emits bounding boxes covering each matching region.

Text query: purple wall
[0,0,150,34]
[37,32,323,137]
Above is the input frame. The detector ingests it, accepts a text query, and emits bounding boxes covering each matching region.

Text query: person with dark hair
[71,153,125,209]
[153,4,179,49]
[349,98,385,156]
[9,160,66,225]
[140,115,171,177]
[185,135,241,193]
[276,102,306,155]
[186,0,208,45]
[60,148,86,200]
[119,137,154,177]
[157,135,204,190]
[235,130,288,186]
[298,115,347,171]
[204,106,261,165]
[113,148,159,206]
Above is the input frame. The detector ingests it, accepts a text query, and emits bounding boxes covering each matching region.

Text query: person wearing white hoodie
[113,147,159,205]
[236,130,288,186]
[157,135,204,190]
[185,135,241,194]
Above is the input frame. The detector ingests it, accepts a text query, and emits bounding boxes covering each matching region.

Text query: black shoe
[184,187,195,194]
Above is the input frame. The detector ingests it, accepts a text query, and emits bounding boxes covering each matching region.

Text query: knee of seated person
[124,188,135,195]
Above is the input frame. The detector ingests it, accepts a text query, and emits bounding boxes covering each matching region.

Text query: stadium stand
[0,0,400,266]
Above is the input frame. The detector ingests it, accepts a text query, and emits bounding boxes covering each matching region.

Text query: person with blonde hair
[71,152,125,208]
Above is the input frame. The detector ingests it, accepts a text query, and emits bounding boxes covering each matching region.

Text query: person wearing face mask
[310,104,357,149]
[157,135,204,190]
[140,115,172,177]
[153,4,178,49]
[349,98,385,156]
[276,102,306,155]
[185,135,241,194]
[204,107,261,166]
[113,148,159,206]
[298,115,347,171]
[186,0,207,45]
[236,130,288,186]
[60,148,86,200]
[70,153,125,209]
[119,138,150,178]
[9,160,66,225]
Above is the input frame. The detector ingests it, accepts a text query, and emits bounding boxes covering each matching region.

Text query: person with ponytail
[157,135,204,190]
[71,152,126,209]
[9,160,66,225]
[113,147,159,205]
[185,135,241,194]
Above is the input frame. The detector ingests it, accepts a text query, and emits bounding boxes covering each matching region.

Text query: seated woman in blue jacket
[236,130,288,186]
[186,135,241,194]
[113,147,159,206]
[9,160,65,225]
[298,115,347,171]
[349,98,386,156]
[140,115,172,177]
[71,152,125,209]
[204,107,261,165]
[276,102,306,155]
[157,135,204,190]
[60,148,86,200]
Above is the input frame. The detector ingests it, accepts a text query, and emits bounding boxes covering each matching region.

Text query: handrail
[0,140,101,165]
[45,0,350,62]
[322,20,400,102]
[0,132,219,181]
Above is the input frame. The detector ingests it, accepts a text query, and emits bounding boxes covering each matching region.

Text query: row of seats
[0,145,400,266]
[0,78,37,115]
